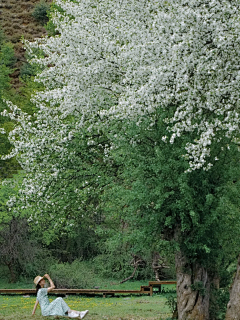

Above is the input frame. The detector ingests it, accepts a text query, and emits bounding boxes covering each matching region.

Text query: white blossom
[22,0,240,170]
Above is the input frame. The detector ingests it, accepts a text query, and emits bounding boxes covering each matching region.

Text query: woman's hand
[44,274,56,292]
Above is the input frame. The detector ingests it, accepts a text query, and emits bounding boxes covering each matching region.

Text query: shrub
[165,294,178,319]
[20,63,36,80]
[49,260,96,289]
[209,288,229,320]
[0,28,5,45]
[9,32,22,44]
[21,248,56,280]
[32,1,50,25]
[92,251,175,281]
[0,42,16,67]
[92,253,137,280]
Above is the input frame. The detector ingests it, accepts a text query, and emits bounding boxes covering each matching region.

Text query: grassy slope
[0,0,51,89]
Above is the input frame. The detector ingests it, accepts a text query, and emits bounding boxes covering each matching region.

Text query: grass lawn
[0,279,175,320]
[0,294,173,320]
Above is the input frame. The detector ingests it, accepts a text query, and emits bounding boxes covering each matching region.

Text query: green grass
[0,279,175,319]
[0,294,173,320]
[0,277,176,292]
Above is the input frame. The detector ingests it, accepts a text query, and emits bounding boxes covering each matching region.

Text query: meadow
[0,280,175,320]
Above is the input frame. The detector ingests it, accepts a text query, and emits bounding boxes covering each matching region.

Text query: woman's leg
[68,309,80,318]
[46,297,70,316]
[68,309,79,314]
[79,310,89,319]
[68,309,89,319]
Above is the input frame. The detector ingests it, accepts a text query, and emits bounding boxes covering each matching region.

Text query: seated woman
[32,274,89,319]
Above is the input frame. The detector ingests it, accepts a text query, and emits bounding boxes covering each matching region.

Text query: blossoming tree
[1,0,240,319]
[24,0,240,169]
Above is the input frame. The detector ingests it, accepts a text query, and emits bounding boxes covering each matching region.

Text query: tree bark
[225,255,240,320]
[175,251,210,320]
[152,251,169,281]
[120,264,139,283]
[6,262,16,283]
[120,254,145,284]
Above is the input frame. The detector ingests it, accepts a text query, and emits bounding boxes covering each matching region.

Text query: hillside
[0,0,52,89]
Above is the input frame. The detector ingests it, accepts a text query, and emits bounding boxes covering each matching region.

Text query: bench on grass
[148,281,176,296]
[140,281,177,296]
[0,281,176,297]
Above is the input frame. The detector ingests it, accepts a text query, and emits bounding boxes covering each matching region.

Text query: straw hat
[34,275,44,286]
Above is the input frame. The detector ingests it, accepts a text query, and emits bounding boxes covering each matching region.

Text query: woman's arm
[32,299,39,315]
[44,273,56,292]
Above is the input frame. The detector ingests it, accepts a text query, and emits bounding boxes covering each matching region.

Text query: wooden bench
[0,281,177,297]
[0,288,147,297]
[148,281,177,296]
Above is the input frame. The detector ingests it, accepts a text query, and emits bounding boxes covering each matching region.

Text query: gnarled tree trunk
[175,251,210,320]
[225,255,240,320]
[152,251,169,281]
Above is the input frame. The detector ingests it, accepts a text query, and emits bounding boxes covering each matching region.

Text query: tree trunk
[175,251,210,320]
[225,255,240,320]
[6,262,16,283]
